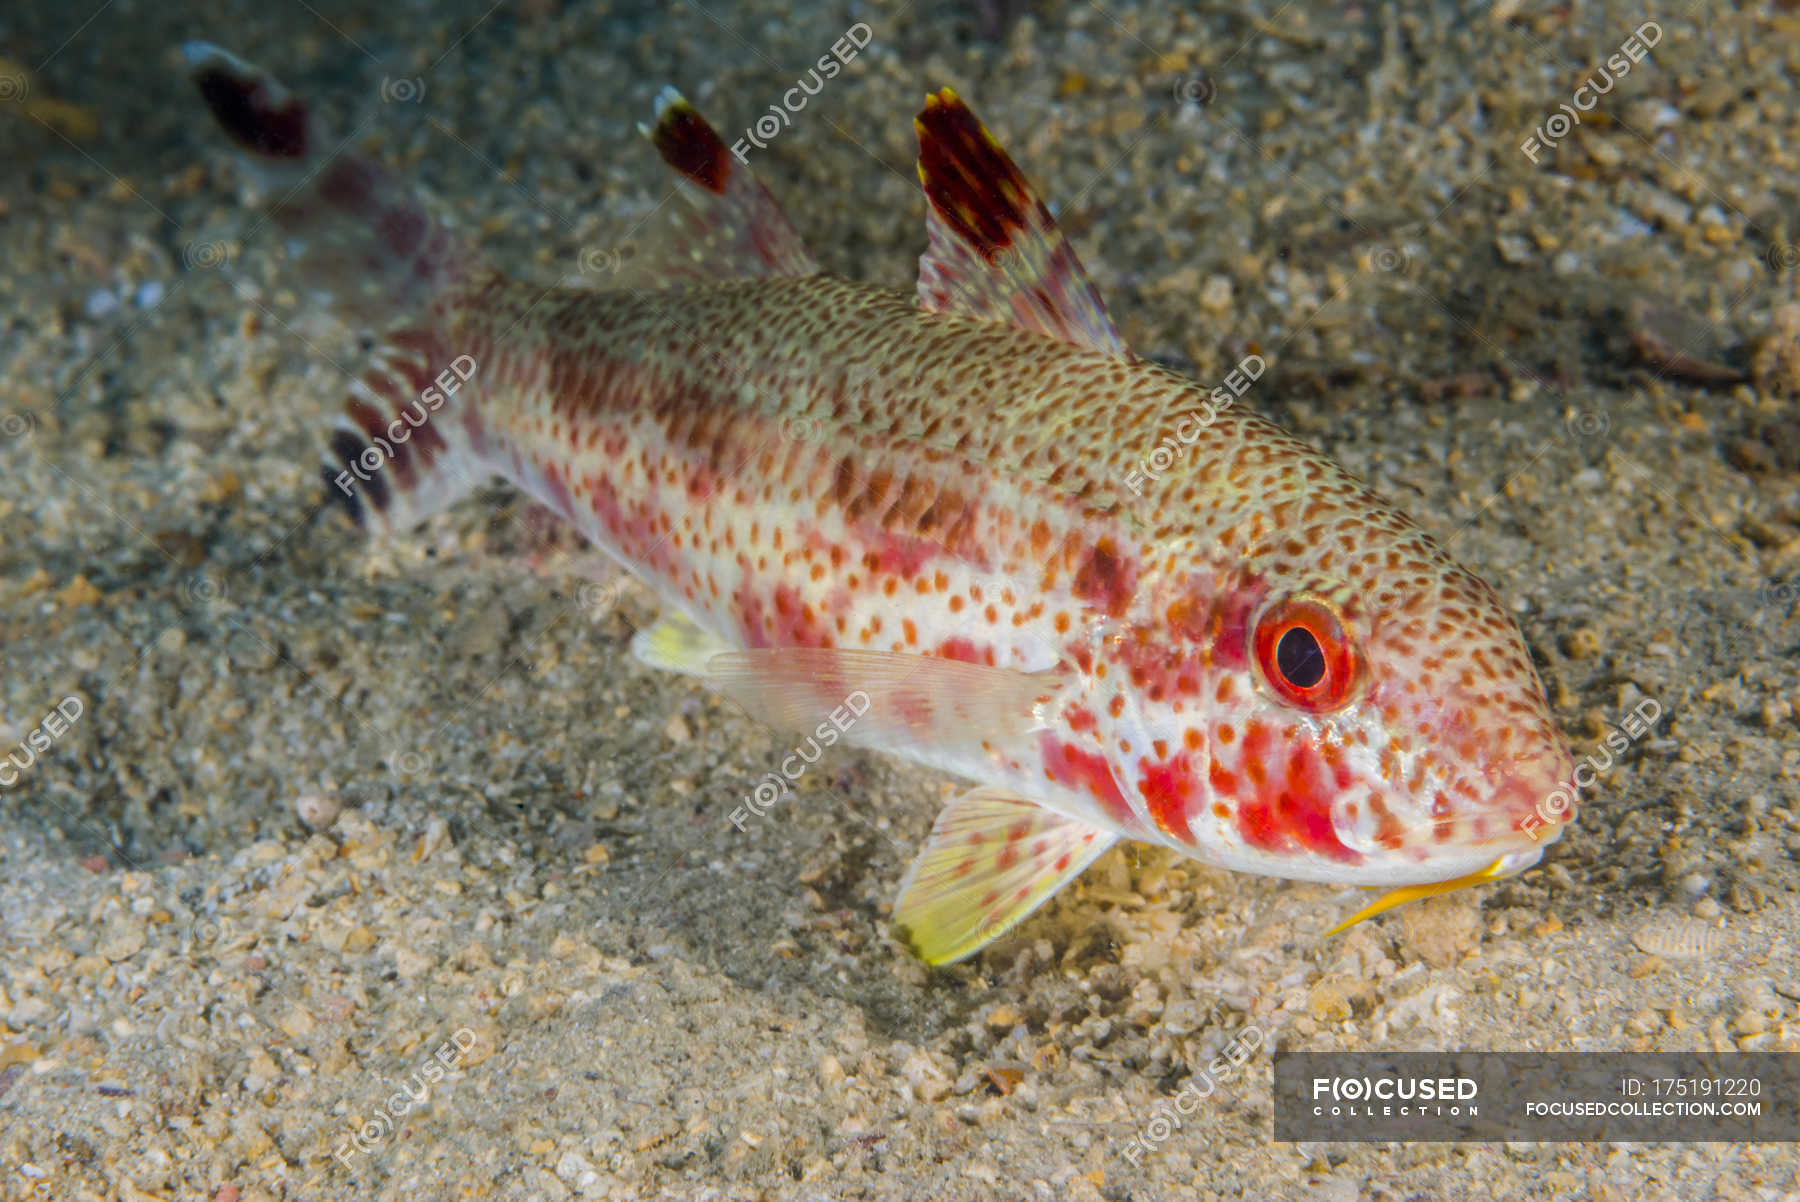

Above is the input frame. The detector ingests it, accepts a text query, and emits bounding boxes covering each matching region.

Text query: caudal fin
[185,43,489,535]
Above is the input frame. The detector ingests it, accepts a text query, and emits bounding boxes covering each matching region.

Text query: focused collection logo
[1277,1053,1794,1142]
[1311,1074,1480,1118]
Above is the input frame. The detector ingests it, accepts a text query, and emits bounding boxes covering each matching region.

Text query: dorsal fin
[636,88,818,282]
[913,88,1130,358]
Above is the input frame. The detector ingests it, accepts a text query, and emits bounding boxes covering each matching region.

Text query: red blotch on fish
[1071,537,1135,618]
[1038,732,1133,824]
[866,528,941,579]
[937,636,993,666]
[1137,754,1197,843]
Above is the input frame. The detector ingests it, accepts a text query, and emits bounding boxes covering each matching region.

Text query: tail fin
[185,43,489,535]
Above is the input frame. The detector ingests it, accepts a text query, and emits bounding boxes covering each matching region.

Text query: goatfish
[184,44,1576,964]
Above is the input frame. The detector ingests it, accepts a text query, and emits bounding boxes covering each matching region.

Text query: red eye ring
[1252,595,1360,711]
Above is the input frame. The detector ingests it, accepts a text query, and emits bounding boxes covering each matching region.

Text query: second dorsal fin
[638,88,819,282]
[912,88,1129,358]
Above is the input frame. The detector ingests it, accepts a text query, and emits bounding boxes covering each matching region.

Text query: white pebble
[84,289,119,319]
[295,793,342,831]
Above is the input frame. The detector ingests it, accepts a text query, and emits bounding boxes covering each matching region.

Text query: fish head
[1097,513,1574,889]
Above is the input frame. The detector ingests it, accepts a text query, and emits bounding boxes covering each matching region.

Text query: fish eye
[1276,626,1325,688]
[1252,595,1359,711]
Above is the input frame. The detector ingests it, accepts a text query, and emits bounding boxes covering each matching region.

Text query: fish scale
[186,45,1576,964]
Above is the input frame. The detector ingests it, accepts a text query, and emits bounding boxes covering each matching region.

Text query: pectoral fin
[894,787,1116,965]
[704,647,1060,762]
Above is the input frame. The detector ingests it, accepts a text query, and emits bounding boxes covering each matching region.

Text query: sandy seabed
[2,1,1798,1198]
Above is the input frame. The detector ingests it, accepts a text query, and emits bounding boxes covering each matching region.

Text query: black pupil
[1276,627,1326,689]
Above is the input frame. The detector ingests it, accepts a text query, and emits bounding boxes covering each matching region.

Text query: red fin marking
[344,397,417,491]
[188,43,472,327]
[912,88,1129,357]
[915,93,1030,259]
[320,331,484,535]
[186,44,312,160]
[894,788,1117,964]
[641,90,819,281]
[650,102,732,194]
[190,42,477,544]
[704,647,1055,768]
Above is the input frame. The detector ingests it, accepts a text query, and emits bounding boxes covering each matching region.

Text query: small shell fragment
[1631,917,1720,960]
[294,793,341,831]
[1625,300,1747,385]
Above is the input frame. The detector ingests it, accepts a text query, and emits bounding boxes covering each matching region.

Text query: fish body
[187,46,1575,963]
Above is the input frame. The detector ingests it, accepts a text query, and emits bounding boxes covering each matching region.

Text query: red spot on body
[1321,741,1354,790]
[540,460,572,519]
[1066,706,1096,734]
[1163,572,1267,672]
[1071,538,1136,618]
[1367,793,1405,850]
[686,459,724,502]
[1282,744,1355,859]
[1237,796,1283,852]
[1038,733,1132,824]
[867,529,940,580]
[1112,627,1201,703]
[1231,735,1359,862]
[1138,755,1197,843]
[937,637,990,666]
[461,406,488,456]
[769,583,824,646]
[733,578,771,649]
[1207,586,1263,672]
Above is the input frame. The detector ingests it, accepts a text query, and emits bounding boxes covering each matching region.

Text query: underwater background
[1,1,1797,1197]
